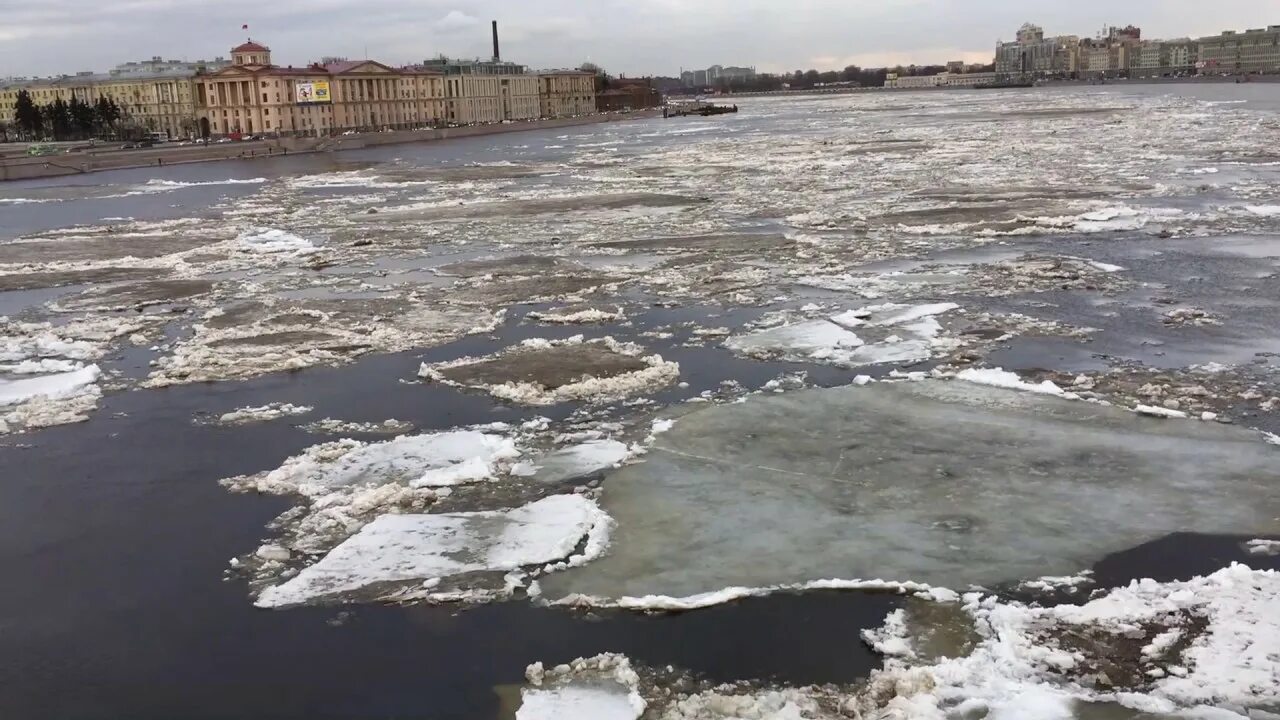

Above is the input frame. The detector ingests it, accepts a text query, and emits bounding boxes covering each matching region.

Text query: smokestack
[492,21,500,62]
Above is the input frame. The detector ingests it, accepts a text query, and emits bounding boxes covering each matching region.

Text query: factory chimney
[492,21,500,61]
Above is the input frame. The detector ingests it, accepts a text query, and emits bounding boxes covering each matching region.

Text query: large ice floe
[516,564,1280,719]
[418,336,679,405]
[724,303,960,368]
[536,380,1280,605]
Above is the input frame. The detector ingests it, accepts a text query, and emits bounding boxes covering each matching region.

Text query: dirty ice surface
[539,381,1280,603]
[257,494,609,607]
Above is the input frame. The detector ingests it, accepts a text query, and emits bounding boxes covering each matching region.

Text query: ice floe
[0,364,103,434]
[537,381,1280,604]
[419,336,679,406]
[237,228,319,255]
[147,301,502,386]
[725,302,959,368]
[1245,539,1280,556]
[301,418,416,436]
[255,494,610,607]
[517,654,645,720]
[955,367,1077,399]
[857,563,1280,719]
[213,403,313,426]
[517,439,633,484]
[526,306,626,325]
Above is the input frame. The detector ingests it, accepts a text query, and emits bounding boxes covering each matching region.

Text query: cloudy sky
[2,0,1277,78]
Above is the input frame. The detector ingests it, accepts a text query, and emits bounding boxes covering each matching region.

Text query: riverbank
[0,109,662,183]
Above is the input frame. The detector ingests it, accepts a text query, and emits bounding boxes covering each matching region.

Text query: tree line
[7,89,127,142]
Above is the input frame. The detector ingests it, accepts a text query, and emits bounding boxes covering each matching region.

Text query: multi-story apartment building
[1198,26,1280,74]
[995,24,1076,77]
[1128,39,1198,77]
[680,65,756,88]
[538,70,595,117]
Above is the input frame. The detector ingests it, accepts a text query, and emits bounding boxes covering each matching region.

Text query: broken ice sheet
[515,439,632,484]
[857,563,1280,719]
[222,428,523,558]
[418,336,679,406]
[537,380,1280,604]
[724,302,958,368]
[255,494,610,608]
[0,364,103,434]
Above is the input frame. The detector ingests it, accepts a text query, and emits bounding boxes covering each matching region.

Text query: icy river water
[2,84,1280,719]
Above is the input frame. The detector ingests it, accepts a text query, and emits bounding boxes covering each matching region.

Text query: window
[262,93,268,102]
[261,81,268,87]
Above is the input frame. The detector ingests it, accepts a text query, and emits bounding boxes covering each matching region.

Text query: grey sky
[2,0,1277,78]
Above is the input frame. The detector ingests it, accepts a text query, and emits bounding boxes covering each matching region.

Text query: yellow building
[1,71,203,138]
[194,42,447,137]
[1,56,231,138]
[538,70,596,117]
[4,39,604,140]
[442,73,540,125]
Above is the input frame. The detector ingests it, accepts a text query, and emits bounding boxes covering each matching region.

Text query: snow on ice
[234,429,522,494]
[536,381,1280,604]
[724,302,959,368]
[856,563,1280,719]
[214,402,314,425]
[255,494,611,607]
[516,654,645,720]
[0,364,103,433]
[237,228,319,255]
[519,439,633,484]
[955,367,1078,399]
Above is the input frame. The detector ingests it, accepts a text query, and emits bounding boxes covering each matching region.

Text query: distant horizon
[1,1,1274,79]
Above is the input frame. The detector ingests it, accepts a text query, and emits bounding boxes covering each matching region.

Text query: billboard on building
[295,81,331,104]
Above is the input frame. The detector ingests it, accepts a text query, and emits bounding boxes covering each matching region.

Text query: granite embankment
[0,109,661,182]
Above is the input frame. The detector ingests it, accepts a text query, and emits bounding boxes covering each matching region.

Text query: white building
[885,72,998,89]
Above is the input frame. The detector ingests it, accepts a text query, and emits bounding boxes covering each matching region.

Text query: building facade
[1,51,228,137]
[441,73,539,124]
[995,24,1076,77]
[4,36,606,139]
[885,71,997,88]
[194,42,452,137]
[1198,27,1280,74]
[538,71,595,117]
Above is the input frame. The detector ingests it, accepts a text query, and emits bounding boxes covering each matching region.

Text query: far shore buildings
[995,21,1279,80]
[1,33,600,139]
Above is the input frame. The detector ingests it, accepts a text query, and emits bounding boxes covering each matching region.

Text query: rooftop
[232,40,270,54]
